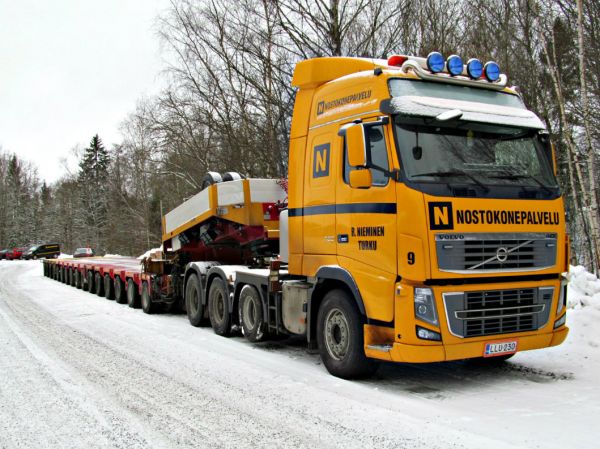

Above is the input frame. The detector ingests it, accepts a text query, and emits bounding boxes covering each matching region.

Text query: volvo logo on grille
[496,247,509,262]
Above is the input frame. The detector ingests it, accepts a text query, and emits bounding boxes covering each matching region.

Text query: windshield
[393,117,558,197]
[29,246,38,251]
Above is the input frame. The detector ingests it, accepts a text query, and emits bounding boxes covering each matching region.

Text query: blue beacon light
[484,61,501,82]
[466,58,483,79]
[426,52,445,73]
[446,55,463,76]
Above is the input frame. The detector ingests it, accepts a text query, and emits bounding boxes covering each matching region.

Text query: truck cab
[285,53,568,375]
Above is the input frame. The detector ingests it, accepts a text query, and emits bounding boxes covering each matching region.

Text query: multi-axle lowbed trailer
[44,256,147,306]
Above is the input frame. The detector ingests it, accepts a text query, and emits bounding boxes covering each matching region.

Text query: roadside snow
[0,262,599,449]
[137,247,162,259]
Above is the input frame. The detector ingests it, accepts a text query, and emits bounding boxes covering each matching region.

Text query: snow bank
[57,253,72,259]
[567,265,600,310]
[516,265,600,381]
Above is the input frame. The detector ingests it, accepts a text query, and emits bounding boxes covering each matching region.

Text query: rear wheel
[316,289,378,379]
[104,274,114,300]
[114,277,126,304]
[185,274,204,327]
[127,279,140,308]
[95,273,104,296]
[208,277,230,336]
[141,281,155,314]
[239,285,266,342]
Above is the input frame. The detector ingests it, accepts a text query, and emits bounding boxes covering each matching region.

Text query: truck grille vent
[443,287,554,338]
[436,233,557,273]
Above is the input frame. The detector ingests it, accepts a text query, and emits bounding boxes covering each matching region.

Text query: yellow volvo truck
[278,53,568,377]
[47,52,569,379]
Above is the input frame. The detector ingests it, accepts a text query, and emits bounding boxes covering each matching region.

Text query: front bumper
[365,325,568,363]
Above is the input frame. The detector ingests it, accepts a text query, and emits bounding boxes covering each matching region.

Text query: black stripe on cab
[288,203,396,217]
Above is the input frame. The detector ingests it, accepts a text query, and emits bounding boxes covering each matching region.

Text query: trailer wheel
[141,281,155,314]
[85,271,93,293]
[185,274,205,327]
[316,289,378,379]
[71,269,77,287]
[114,277,126,304]
[95,273,104,296]
[104,274,114,300]
[75,271,82,289]
[127,279,140,308]
[208,277,231,336]
[239,285,265,342]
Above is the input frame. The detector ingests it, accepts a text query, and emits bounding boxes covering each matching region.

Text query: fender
[314,265,366,316]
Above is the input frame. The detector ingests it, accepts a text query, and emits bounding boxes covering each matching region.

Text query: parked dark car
[0,249,9,260]
[22,243,60,260]
[73,247,95,258]
[6,247,27,260]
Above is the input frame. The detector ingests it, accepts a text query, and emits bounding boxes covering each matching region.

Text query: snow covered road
[0,261,598,449]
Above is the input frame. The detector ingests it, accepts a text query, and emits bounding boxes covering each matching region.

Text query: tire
[316,289,378,379]
[185,274,205,327]
[221,171,242,182]
[71,269,77,287]
[75,271,82,289]
[87,271,95,293]
[239,284,266,342]
[104,274,114,300]
[208,277,231,336]
[127,279,140,308]
[114,277,126,304]
[201,171,223,190]
[141,281,155,314]
[95,273,104,296]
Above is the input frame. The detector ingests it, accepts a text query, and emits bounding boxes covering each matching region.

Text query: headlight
[554,314,566,329]
[414,287,438,326]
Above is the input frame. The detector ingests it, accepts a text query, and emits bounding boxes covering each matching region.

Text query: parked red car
[6,247,27,260]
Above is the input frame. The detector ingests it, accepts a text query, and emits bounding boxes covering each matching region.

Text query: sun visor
[381,95,545,129]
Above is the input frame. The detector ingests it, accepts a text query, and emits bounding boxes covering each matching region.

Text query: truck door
[302,131,337,258]
[336,120,398,274]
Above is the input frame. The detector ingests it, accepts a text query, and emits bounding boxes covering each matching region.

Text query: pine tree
[77,135,111,253]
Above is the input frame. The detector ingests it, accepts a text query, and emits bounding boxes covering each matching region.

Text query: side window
[343,124,389,186]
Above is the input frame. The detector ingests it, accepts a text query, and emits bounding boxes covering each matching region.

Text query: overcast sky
[0,0,171,183]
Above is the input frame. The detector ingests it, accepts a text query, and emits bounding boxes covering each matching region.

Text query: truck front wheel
[208,277,231,336]
[185,274,204,327]
[316,289,378,379]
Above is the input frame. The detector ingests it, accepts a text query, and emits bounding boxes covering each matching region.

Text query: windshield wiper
[489,173,554,193]
[411,170,490,192]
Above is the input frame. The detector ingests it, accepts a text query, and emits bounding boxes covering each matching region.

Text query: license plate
[484,340,518,357]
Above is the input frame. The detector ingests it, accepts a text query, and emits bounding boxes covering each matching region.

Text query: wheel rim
[243,296,257,330]
[324,307,350,361]
[212,289,225,324]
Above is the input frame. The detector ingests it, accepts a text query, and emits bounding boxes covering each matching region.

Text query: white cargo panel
[164,188,210,236]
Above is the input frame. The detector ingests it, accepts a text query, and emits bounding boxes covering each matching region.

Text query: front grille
[444,287,554,338]
[436,233,557,273]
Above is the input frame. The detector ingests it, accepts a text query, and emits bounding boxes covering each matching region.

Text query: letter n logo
[428,202,454,230]
[313,143,330,178]
[317,101,325,115]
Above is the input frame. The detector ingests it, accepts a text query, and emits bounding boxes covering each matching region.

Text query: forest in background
[0,0,599,270]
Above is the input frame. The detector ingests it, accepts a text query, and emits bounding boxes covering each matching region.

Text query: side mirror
[349,169,372,189]
[346,124,367,167]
